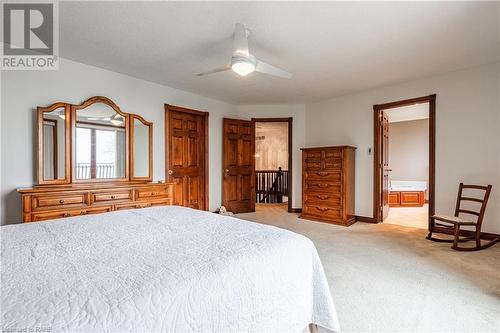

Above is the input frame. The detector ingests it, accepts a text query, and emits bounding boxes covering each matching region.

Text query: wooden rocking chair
[427,183,499,251]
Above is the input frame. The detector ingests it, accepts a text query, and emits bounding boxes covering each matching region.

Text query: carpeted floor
[237,205,500,332]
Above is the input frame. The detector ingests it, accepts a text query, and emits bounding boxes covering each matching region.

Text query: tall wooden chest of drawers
[300,146,356,226]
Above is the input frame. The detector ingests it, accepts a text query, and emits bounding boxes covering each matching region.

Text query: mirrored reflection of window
[75,103,126,180]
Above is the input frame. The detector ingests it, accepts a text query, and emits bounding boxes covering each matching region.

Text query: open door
[165,105,208,210]
[222,118,255,213]
[381,111,390,221]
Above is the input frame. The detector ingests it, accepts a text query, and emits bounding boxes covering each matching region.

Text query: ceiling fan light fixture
[231,60,255,76]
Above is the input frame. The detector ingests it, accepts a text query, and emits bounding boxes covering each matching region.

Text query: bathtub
[389,181,427,207]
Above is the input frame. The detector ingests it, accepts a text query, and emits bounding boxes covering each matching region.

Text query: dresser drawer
[91,190,133,203]
[304,181,342,193]
[324,157,342,169]
[32,193,87,211]
[304,150,322,159]
[325,149,342,158]
[304,193,341,207]
[306,171,342,182]
[115,198,172,211]
[31,206,112,222]
[303,204,342,220]
[136,187,170,200]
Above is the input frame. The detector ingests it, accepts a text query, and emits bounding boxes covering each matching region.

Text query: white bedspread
[1,206,339,332]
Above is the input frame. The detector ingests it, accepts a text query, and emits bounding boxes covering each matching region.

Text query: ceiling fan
[196,23,292,79]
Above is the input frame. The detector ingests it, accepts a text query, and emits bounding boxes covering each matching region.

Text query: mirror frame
[71,96,130,183]
[130,114,153,181]
[37,103,71,185]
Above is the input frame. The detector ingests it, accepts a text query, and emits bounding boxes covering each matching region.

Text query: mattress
[1,206,340,332]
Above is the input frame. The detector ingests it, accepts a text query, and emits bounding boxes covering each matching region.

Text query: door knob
[168,170,173,175]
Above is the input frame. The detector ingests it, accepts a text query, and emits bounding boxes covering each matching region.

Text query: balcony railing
[256,168,289,204]
[76,163,116,179]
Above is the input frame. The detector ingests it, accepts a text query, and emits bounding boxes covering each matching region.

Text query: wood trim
[164,104,208,117]
[356,215,377,223]
[130,114,153,182]
[164,104,209,211]
[37,103,71,185]
[252,117,293,213]
[72,96,129,118]
[373,94,436,227]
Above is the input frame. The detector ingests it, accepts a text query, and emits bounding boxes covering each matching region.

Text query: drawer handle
[316,172,329,176]
[316,195,329,200]
[59,199,65,204]
[110,195,116,199]
[80,211,87,215]
[315,206,330,212]
[315,183,330,188]
[63,212,72,217]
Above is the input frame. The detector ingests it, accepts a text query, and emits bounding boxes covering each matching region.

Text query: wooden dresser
[18,182,175,223]
[300,146,356,226]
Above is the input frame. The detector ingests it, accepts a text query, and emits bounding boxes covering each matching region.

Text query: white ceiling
[385,103,429,123]
[60,2,500,104]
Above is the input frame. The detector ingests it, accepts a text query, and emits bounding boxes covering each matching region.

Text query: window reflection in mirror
[43,108,66,180]
[75,104,126,180]
[133,118,150,178]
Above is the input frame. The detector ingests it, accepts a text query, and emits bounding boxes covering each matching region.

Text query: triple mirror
[37,96,153,185]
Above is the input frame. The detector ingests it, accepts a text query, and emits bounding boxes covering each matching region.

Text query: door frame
[164,104,209,210]
[373,94,436,229]
[251,117,293,213]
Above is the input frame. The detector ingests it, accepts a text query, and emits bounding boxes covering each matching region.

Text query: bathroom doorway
[373,95,436,229]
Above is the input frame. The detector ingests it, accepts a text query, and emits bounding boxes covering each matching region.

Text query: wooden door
[165,106,208,210]
[222,118,255,213]
[381,111,390,220]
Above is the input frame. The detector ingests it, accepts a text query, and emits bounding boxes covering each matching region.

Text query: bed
[1,206,340,332]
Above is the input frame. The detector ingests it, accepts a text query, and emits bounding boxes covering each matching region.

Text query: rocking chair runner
[427,183,499,251]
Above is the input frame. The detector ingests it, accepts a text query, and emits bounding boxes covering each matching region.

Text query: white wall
[255,122,289,170]
[389,119,429,190]
[236,104,306,209]
[306,63,500,233]
[1,58,237,224]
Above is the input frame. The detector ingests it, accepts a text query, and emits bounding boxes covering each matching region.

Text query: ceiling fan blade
[255,60,292,79]
[195,65,231,77]
[233,23,249,57]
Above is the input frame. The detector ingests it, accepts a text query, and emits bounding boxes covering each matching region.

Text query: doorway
[252,118,293,213]
[164,105,209,210]
[373,95,436,230]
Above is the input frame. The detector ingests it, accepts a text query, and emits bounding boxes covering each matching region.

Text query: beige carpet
[237,206,500,332]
